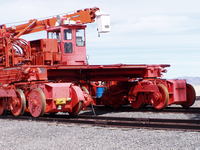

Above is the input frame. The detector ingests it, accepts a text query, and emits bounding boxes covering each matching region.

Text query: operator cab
[47,25,87,65]
[30,12,110,66]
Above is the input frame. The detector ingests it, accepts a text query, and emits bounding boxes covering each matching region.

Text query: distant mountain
[174,77,200,85]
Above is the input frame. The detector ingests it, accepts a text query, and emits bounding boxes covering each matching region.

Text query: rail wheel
[0,98,5,115]
[131,93,144,109]
[69,101,83,117]
[181,84,196,108]
[152,84,169,110]
[10,89,26,116]
[28,88,46,117]
[68,85,84,117]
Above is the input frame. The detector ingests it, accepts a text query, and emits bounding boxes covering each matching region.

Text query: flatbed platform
[47,64,170,81]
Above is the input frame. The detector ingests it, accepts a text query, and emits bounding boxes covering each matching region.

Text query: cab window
[64,42,73,53]
[48,31,61,41]
[64,29,72,40]
[76,29,85,46]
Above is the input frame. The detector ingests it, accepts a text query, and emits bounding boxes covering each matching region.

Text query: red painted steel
[0,7,196,117]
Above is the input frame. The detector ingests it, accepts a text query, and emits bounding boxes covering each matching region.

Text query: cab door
[61,27,87,65]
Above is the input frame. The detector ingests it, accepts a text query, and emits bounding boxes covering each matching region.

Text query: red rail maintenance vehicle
[0,7,196,117]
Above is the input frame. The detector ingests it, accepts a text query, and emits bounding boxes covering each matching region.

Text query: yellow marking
[54,97,71,105]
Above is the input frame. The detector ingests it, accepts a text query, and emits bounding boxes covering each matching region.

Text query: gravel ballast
[1,119,200,150]
[1,101,200,150]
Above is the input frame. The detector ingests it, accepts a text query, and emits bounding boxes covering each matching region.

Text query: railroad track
[0,114,200,132]
[92,106,200,114]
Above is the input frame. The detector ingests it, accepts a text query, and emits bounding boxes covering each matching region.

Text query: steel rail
[0,115,200,132]
[93,106,200,114]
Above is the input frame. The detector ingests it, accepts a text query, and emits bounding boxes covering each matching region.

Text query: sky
[0,0,200,78]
